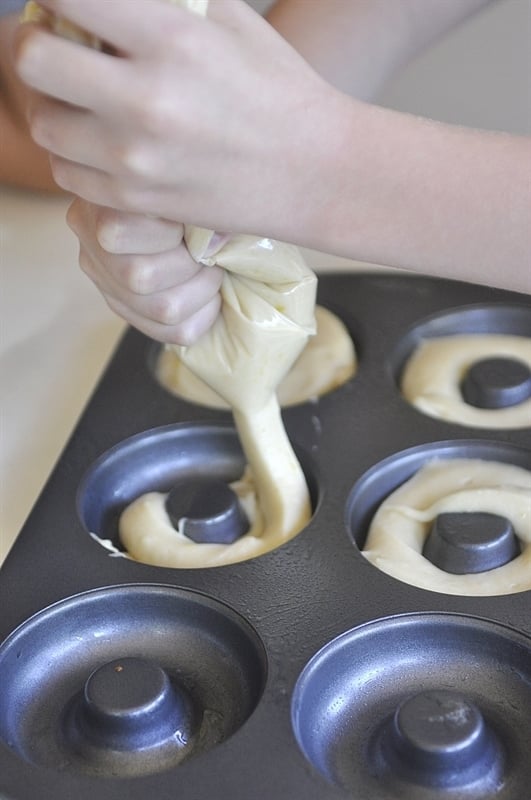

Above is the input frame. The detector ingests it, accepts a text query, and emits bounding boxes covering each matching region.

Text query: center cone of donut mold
[78,657,192,750]
[423,511,520,574]
[386,690,499,786]
[165,478,249,544]
[460,356,531,409]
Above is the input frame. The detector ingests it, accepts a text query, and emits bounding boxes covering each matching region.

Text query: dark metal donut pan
[1,272,530,800]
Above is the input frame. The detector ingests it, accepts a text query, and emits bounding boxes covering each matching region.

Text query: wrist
[276,86,367,255]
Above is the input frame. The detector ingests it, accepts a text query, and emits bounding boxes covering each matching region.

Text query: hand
[15,0,338,242]
[67,199,223,345]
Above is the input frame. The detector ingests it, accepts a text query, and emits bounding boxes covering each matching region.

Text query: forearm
[294,96,531,294]
[264,0,529,293]
[266,0,494,99]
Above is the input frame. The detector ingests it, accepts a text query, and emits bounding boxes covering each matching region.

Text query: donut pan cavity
[1,273,530,800]
[77,421,320,559]
[345,438,531,592]
[0,584,266,778]
[390,303,531,427]
[292,613,531,798]
[390,302,531,378]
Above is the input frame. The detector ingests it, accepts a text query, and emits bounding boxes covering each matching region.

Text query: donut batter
[401,334,531,429]
[119,467,290,568]
[169,229,316,554]
[156,305,356,409]
[362,458,531,596]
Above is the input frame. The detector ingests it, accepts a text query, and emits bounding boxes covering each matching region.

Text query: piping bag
[24,0,316,540]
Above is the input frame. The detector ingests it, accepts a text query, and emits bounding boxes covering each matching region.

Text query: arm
[14,0,530,297]
[302,102,531,293]
[0,14,58,190]
[264,0,531,294]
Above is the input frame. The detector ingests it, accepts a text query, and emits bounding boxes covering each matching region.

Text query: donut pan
[1,272,530,800]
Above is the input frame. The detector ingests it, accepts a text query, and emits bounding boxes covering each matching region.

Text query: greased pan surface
[0,273,530,800]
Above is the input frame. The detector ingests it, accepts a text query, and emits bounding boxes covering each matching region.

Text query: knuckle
[95,207,126,253]
[171,325,197,347]
[169,296,220,346]
[119,257,155,295]
[127,76,180,140]
[116,140,154,180]
[152,292,182,326]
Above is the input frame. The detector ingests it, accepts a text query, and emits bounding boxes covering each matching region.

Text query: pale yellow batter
[156,305,356,409]
[169,229,316,554]
[401,334,531,429]
[119,467,288,568]
[120,235,317,566]
[362,458,531,596]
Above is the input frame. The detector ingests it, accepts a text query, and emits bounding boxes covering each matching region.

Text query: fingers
[15,0,315,242]
[82,245,223,330]
[28,94,170,200]
[15,24,130,111]
[32,0,202,57]
[70,205,185,255]
[105,290,222,346]
[68,199,223,344]
[28,95,108,171]
[50,155,142,213]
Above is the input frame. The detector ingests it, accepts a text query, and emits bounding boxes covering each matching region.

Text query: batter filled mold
[77,422,319,568]
[391,304,531,428]
[346,440,531,595]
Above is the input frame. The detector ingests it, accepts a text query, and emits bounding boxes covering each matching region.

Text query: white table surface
[0,185,383,565]
[0,187,125,564]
